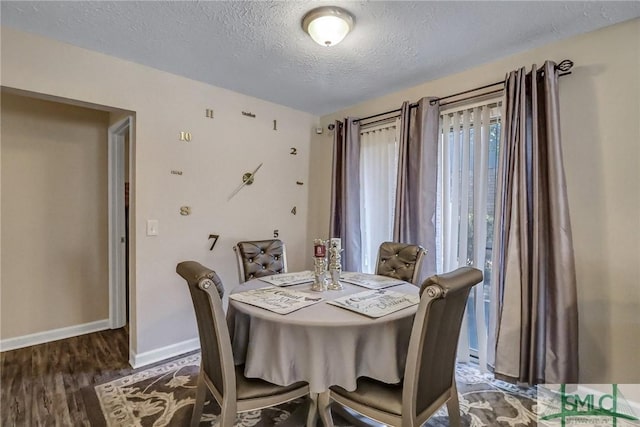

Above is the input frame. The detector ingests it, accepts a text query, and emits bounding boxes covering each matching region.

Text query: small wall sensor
[315,127,324,134]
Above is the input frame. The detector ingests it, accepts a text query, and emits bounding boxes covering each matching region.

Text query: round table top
[228,273,420,327]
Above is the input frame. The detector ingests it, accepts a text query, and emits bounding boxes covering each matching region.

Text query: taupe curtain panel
[329,118,362,271]
[393,98,440,277]
[489,61,579,385]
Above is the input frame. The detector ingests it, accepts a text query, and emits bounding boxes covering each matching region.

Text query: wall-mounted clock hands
[227,162,263,201]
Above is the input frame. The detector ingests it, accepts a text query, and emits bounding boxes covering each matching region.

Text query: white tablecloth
[227,276,419,393]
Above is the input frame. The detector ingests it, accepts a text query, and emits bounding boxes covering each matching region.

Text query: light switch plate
[146,219,159,236]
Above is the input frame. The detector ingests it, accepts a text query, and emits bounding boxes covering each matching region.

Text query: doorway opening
[0,88,135,358]
[108,116,133,330]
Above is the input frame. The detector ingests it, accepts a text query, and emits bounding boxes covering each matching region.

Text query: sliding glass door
[437,99,502,369]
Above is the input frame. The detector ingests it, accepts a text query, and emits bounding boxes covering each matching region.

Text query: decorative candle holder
[311,239,327,292]
[327,239,343,291]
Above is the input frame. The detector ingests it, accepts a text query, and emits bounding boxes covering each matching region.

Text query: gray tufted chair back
[234,239,288,283]
[375,241,427,285]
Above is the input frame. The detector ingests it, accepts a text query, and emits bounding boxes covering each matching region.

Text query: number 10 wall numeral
[179,131,192,142]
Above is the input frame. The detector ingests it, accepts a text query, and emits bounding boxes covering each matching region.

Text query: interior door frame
[108,116,132,329]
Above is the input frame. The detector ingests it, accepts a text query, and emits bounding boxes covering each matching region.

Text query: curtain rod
[349,59,574,125]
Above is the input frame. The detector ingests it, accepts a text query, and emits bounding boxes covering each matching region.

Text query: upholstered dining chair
[375,241,427,285]
[233,239,288,283]
[319,266,483,427]
[176,261,309,427]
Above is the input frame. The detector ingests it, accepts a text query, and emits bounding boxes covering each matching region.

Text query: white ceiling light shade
[302,6,355,47]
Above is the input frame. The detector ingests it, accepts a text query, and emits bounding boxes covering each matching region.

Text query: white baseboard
[0,319,110,352]
[129,338,200,369]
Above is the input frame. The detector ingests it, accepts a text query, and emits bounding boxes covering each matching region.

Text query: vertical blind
[437,99,502,370]
[359,118,401,272]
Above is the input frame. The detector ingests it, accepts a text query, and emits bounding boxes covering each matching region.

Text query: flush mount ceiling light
[302,6,355,47]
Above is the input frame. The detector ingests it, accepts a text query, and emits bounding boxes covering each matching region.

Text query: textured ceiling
[2,1,639,115]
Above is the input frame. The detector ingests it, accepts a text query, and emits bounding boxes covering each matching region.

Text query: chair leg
[220,399,237,427]
[306,393,318,427]
[446,384,462,427]
[190,373,207,427]
[318,391,335,427]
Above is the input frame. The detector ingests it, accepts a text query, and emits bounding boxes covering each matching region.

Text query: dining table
[226,272,420,425]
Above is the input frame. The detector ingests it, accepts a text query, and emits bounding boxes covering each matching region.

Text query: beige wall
[1,93,110,338]
[309,18,640,383]
[0,27,317,360]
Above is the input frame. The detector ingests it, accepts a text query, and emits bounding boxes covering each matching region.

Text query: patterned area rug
[82,353,538,426]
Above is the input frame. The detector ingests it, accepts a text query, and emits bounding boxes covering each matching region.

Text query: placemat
[339,272,407,289]
[229,286,324,314]
[259,271,314,286]
[327,289,419,318]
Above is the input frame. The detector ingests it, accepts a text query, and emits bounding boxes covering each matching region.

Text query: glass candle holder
[311,256,327,292]
[311,239,327,292]
[327,240,343,290]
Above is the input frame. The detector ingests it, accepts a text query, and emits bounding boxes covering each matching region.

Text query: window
[359,118,400,272]
[356,100,502,369]
[436,99,501,367]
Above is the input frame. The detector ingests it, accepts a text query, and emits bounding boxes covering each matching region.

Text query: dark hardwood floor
[1,327,130,426]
